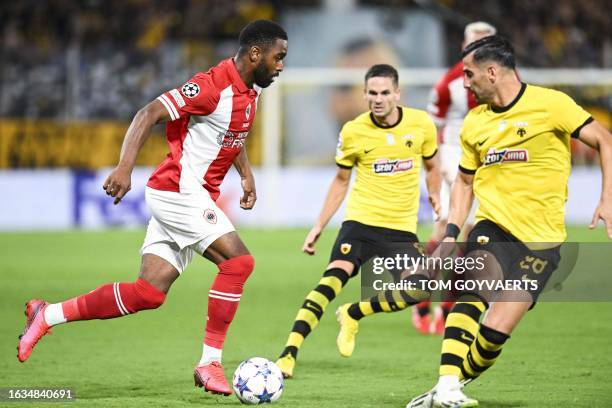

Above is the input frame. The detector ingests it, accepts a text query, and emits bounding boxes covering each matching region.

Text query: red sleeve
[427,77,451,125]
[156,72,219,120]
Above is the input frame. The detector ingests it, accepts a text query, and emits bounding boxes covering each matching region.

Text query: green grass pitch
[1,226,611,407]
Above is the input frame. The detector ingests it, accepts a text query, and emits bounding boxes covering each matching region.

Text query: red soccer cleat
[194,362,232,396]
[430,305,446,335]
[411,307,430,335]
[17,299,52,362]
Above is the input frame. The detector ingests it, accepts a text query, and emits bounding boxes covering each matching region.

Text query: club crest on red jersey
[182,82,200,98]
[245,103,252,120]
[204,209,217,224]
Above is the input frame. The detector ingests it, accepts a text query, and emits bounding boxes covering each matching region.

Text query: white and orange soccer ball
[232,357,284,404]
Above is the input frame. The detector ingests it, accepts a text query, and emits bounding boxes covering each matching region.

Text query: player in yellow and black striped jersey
[406,35,612,408]
[275,64,442,378]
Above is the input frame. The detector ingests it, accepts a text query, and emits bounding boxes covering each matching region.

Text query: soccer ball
[232,357,284,404]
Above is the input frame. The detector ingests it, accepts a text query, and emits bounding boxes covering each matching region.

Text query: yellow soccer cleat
[335,304,359,357]
[275,354,296,379]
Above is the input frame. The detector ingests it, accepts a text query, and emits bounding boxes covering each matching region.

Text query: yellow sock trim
[286,332,305,348]
[320,276,343,295]
[441,338,469,359]
[469,342,490,367]
[295,308,319,328]
[478,334,504,352]
[358,301,375,316]
[306,290,329,310]
[446,311,479,334]
[440,364,463,377]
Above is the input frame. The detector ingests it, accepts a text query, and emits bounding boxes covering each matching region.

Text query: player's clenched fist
[302,226,322,255]
[103,166,132,205]
[239,175,257,210]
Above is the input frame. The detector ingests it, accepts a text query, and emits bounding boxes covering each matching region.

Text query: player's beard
[253,62,275,88]
[471,87,492,105]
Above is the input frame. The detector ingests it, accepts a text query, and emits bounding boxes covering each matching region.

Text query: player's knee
[327,260,354,277]
[219,254,255,283]
[129,278,167,311]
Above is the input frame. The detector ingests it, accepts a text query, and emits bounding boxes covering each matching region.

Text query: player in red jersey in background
[413,22,496,335]
[17,20,288,397]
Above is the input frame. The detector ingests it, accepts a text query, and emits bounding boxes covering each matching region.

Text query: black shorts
[465,219,561,301]
[329,220,422,277]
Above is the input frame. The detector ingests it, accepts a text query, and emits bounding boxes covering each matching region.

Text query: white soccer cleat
[406,388,435,408]
[432,385,478,408]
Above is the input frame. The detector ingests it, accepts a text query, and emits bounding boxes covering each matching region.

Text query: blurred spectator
[0,0,609,149]
[440,0,610,68]
[0,0,277,120]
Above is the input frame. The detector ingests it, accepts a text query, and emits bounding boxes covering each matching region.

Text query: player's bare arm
[103,100,170,204]
[577,120,612,237]
[433,169,475,262]
[423,153,442,220]
[233,147,257,210]
[303,167,352,255]
[447,170,475,235]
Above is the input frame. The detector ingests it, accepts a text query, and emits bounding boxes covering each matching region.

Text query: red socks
[56,254,255,351]
[61,278,166,321]
[204,254,255,348]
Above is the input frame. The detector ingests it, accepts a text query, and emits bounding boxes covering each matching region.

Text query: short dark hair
[238,20,287,53]
[365,64,399,87]
[462,34,516,69]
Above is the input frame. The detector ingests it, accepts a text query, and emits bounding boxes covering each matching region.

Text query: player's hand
[429,193,441,221]
[302,226,322,255]
[589,199,612,238]
[103,166,132,205]
[240,175,257,210]
[431,236,456,265]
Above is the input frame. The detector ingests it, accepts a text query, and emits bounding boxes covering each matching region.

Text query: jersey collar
[491,82,527,113]
[370,106,403,129]
[228,58,252,94]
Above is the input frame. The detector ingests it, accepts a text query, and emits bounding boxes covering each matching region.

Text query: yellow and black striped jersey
[336,106,437,233]
[459,83,592,242]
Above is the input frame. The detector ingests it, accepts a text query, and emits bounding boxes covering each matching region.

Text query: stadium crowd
[0,0,609,167]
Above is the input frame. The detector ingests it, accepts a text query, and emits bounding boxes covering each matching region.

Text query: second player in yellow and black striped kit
[275,64,441,378]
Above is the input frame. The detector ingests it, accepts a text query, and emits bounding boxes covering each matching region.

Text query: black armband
[444,223,461,239]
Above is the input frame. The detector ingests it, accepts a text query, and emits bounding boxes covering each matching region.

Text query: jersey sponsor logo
[340,243,352,255]
[372,158,414,174]
[483,148,529,166]
[204,209,217,224]
[181,82,200,98]
[216,130,249,148]
[169,89,186,108]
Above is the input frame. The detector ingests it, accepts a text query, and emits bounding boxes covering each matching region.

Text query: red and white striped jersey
[427,61,477,146]
[148,58,261,200]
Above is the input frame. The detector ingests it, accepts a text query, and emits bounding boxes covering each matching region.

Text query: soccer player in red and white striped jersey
[17,20,288,397]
